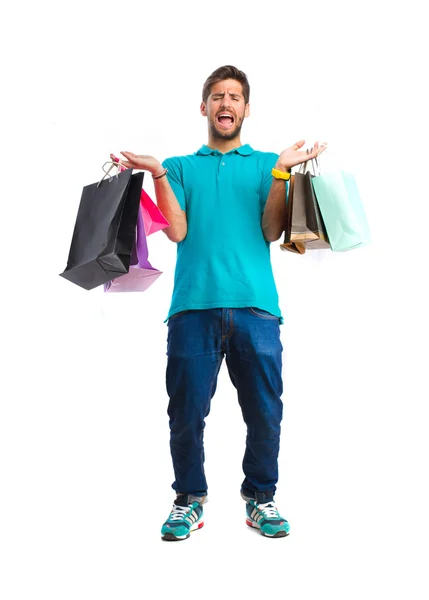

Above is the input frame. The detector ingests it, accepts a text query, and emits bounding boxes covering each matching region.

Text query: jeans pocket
[249,307,279,320]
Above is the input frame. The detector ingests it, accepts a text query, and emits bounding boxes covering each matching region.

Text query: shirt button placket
[217,155,225,178]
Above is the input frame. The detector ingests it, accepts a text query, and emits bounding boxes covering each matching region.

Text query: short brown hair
[202,65,250,104]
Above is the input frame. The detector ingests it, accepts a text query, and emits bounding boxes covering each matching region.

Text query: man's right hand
[110,152,164,177]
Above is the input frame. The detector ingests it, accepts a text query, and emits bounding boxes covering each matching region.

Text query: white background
[1,0,428,598]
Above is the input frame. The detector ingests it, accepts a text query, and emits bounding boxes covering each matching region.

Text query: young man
[112,65,326,541]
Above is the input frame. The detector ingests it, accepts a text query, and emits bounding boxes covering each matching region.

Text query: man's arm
[260,140,328,242]
[262,178,288,242]
[153,173,187,243]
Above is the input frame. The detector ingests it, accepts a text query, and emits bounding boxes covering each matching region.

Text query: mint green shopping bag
[311,170,371,252]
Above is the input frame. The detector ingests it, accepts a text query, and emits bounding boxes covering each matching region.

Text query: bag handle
[97,160,125,187]
[296,147,325,176]
[297,149,318,176]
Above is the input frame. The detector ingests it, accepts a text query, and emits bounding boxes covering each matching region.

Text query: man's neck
[206,135,243,154]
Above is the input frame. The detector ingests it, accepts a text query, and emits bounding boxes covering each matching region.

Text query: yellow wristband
[272,168,291,181]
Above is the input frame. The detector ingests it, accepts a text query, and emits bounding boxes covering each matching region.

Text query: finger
[120,151,137,158]
[120,160,133,168]
[314,142,328,156]
[307,142,320,157]
[307,144,316,157]
[292,140,305,150]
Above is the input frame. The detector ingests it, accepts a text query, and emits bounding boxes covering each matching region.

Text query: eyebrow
[211,92,242,98]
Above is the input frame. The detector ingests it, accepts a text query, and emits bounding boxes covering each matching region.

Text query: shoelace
[257,501,280,519]
[169,504,191,521]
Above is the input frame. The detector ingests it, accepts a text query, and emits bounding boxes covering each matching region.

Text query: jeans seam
[209,354,223,397]
[221,309,232,350]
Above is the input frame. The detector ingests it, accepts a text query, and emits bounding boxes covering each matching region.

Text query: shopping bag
[311,169,371,252]
[140,188,170,236]
[60,164,143,290]
[104,205,162,292]
[280,175,307,254]
[111,154,170,236]
[288,160,329,249]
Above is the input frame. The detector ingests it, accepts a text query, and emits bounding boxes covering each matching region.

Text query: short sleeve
[260,152,281,213]
[162,157,186,212]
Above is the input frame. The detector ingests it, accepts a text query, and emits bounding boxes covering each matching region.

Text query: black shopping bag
[60,166,144,290]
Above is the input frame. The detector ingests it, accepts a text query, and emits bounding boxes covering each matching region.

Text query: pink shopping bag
[140,188,170,236]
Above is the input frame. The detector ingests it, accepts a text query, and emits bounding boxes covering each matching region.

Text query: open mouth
[216,112,235,129]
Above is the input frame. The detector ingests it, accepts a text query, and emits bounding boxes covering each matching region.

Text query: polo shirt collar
[195,144,254,156]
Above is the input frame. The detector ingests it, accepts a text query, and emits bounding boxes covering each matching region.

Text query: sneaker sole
[162,520,204,542]
[246,518,289,538]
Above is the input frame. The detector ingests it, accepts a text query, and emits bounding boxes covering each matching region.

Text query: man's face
[201,78,250,141]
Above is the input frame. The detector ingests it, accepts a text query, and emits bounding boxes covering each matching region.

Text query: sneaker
[245,499,290,538]
[161,494,205,541]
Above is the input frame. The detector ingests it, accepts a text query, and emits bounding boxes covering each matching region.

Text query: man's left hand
[276,140,328,171]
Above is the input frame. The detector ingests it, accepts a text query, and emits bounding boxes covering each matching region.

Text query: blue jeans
[166,308,283,502]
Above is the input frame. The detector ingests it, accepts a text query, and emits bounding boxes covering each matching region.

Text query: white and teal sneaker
[245,499,290,538]
[161,494,205,541]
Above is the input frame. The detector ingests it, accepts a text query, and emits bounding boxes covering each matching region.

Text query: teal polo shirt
[162,144,285,324]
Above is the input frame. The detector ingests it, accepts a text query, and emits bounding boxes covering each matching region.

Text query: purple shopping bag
[104,207,162,293]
